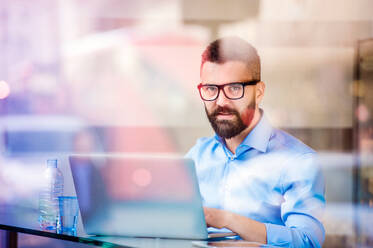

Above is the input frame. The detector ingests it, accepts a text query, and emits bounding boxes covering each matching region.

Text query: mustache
[210,106,239,117]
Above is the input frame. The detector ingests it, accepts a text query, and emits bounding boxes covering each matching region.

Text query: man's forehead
[200,61,254,84]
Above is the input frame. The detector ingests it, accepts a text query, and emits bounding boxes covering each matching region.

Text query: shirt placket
[221,147,236,208]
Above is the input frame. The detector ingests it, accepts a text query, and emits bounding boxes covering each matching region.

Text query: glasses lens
[200,85,218,100]
[224,83,244,99]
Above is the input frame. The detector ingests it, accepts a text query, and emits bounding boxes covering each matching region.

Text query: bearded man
[186,37,325,248]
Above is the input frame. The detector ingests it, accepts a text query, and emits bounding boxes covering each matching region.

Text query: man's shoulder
[185,136,219,159]
[190,136,218,151]
[268,129,322,180]
[269,128,315,156]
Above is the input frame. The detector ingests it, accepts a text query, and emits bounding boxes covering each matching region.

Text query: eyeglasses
[197,80,260,101]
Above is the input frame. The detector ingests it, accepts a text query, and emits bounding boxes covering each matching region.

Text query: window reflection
[0,0,372,247]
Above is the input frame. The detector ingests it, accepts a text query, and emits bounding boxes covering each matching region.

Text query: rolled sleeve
[265,222,292,247]
[265,214,325,248]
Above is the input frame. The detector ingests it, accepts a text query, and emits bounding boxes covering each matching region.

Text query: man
[186,37,325,248]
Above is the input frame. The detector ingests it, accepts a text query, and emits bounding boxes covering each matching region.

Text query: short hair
[201,37,261,81]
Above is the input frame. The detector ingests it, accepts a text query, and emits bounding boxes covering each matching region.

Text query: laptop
[69,154,237,240]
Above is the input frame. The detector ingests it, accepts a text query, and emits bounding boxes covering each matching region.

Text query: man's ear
[256,81,265,104]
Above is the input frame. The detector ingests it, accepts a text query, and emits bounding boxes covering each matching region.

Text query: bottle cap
[47,159,58,168]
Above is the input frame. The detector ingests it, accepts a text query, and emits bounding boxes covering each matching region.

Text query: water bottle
[39,159,64,230]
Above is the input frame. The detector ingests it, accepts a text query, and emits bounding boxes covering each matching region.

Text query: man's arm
[204,207,267,243]
[204,207,324,247]
[204,153,325,248]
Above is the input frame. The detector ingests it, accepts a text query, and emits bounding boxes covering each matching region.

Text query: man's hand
[203,207,267,244]
[203,207,230,229]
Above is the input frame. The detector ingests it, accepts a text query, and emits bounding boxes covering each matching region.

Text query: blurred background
[0,0,372,247]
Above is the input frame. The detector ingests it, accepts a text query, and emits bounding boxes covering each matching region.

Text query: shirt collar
[214,109,273,153]
[240,111,273,153]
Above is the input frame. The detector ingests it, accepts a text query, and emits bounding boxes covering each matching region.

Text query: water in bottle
[39,159,64,230]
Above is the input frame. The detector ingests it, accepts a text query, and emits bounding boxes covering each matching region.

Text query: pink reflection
[133,33,204,97]
[73,130,96,153]
[356,104,370,123]
[103,158,194,202]
[107,127,176,153]
[132,168,152,187]
[0,81,11,99]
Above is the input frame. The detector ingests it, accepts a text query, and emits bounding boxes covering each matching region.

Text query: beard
[205,102,256,139]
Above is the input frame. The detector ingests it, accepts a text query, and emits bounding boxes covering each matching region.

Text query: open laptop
[69,154,237,240]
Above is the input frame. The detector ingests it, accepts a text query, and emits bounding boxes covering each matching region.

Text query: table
[0,204,265,248]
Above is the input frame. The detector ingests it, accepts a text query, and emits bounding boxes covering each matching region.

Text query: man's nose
[215,88,230,106]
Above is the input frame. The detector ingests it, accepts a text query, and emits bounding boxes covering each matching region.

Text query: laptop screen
[70,154,208,239]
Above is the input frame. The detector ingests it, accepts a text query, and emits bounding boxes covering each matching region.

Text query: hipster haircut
[201,37,261,81]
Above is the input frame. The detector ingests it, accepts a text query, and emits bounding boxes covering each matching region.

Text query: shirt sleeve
[265,152,325,248]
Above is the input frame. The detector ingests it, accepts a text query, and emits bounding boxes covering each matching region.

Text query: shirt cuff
[264,223,292,246]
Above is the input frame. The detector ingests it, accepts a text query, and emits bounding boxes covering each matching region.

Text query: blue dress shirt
[186,113,325,248]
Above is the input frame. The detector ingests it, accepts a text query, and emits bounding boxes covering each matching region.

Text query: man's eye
[229,86,241,91]
[205,86,217,92]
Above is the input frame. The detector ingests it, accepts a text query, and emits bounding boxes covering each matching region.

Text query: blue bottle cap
[47,159,58,168]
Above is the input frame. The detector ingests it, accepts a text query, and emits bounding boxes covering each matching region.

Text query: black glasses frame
[197,80,260,101]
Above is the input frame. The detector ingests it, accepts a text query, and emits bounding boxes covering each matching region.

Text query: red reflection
[241,106,255,127]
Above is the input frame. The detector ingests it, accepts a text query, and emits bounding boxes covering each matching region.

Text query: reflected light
[356,104,370,122]
[0,80,10,99]
[131,168,152,187]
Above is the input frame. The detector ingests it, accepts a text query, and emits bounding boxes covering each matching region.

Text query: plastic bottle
[39,159,64,230]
